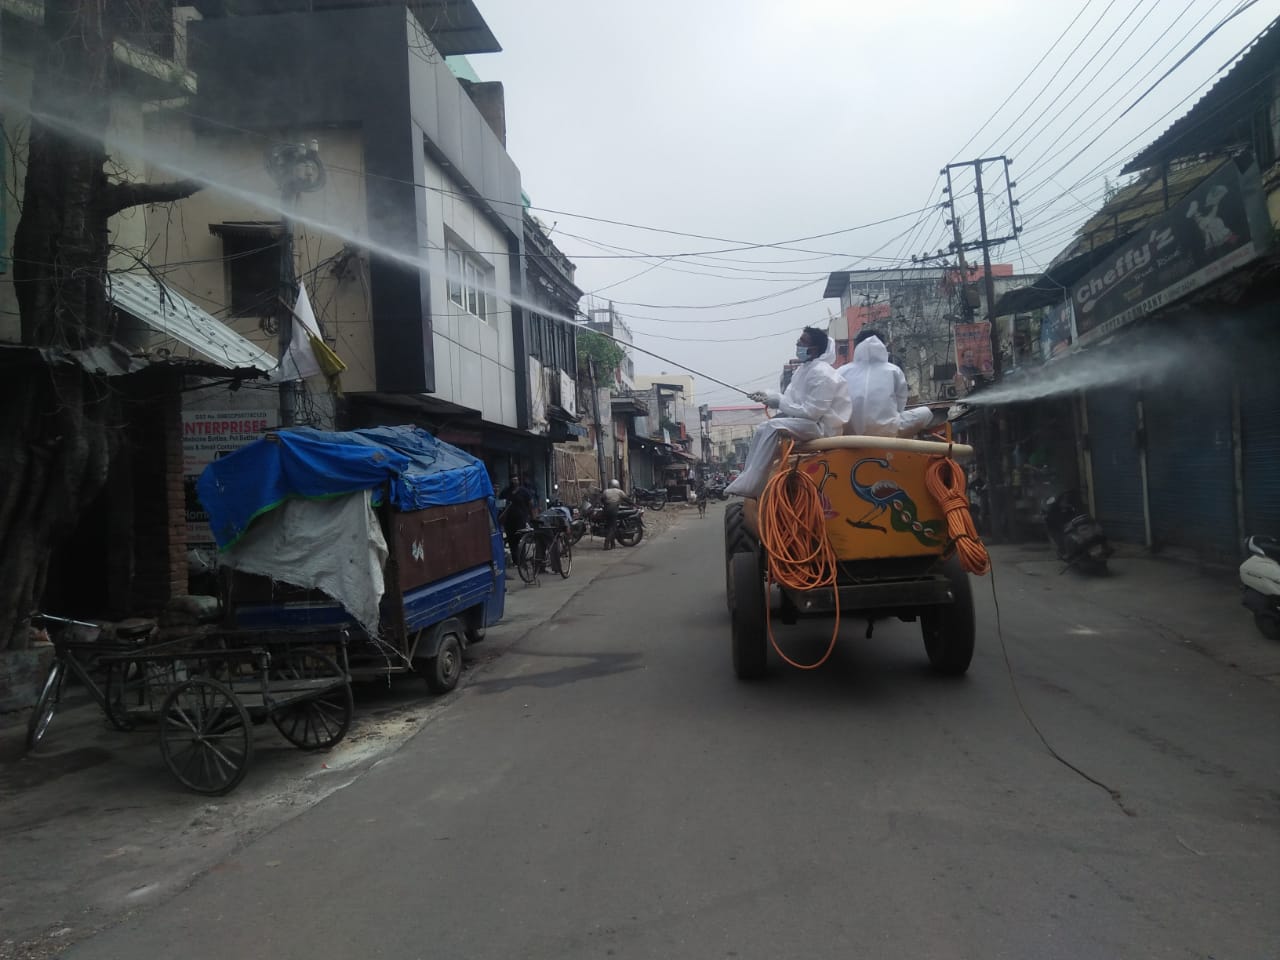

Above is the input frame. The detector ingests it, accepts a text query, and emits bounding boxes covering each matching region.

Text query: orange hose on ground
[925,456,991,576]
[757,439,841,669]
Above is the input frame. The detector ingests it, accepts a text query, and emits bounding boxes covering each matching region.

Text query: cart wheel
[269,650,353,751]
[921,556,976,676]
[424,621,465,694]
[551,533,573,579]
[25,660,64,752]
[159,676,253,795]
[730,552,769,681]
[516,535,539,584]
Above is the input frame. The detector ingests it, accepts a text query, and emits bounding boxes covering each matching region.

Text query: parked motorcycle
[707,481,729,501]
[1042,489,1112,574]
[631,486,667,511]
[1240,535,1280,641]
[585,500,645,546]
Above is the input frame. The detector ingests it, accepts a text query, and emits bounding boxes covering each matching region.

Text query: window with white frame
[446,243,493,322]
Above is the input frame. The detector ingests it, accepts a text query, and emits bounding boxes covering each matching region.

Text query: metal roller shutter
[1240,342,1280,537]
[1144,382,1237,560]
[1086,389,1146,544]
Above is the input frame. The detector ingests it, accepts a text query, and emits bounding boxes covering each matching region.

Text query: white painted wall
[421,152,517,428]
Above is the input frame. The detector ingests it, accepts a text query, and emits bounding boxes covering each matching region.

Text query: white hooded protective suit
[841,335,934,438]
[726,337,852,499]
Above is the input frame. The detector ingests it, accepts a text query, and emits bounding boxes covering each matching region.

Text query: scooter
[1042,489,1112,574]
[1240,535,1280,641]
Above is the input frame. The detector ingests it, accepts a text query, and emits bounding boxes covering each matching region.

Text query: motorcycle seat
[1247,535,1280,561]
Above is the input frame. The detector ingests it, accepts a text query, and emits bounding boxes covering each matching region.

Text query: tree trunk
[1,0,127,650]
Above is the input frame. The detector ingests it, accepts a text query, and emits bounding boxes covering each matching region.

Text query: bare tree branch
[99,179,202,217]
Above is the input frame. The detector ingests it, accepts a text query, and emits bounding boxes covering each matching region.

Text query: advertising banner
[1071,161,1271,348]
[183,410,271,547]
[955,322,994,378]
[1039,299,1074,360]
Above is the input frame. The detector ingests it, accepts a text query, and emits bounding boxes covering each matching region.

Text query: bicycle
[515,520,573,583]
[24,613,159,752]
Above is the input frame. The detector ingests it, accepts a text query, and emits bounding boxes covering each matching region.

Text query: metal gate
[1240,343,1280,537]
[1085,389,1146,544]
[1144,382,1238,560]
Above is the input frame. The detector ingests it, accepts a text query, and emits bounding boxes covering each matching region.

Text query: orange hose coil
[924,456,991,576]
[757,439,841,670]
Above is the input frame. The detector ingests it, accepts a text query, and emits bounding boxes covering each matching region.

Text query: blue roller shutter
[1086,388,1146,544]
[1144,382,1237,560]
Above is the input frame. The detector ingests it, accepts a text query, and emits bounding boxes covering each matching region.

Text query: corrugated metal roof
[1123,16,1280,173]
[107,271,276,373]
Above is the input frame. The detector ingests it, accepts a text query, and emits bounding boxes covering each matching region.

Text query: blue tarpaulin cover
[198,425,494,548]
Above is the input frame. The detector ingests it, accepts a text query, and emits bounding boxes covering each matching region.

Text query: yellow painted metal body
[784,437,972,562]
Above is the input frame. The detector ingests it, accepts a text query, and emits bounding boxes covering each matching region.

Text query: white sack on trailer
[220,490,388,636]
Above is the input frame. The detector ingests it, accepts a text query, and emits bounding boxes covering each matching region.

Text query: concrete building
[707,405,768,471]
[0,2,277,624]
[824,265,1034,400]
[144,1,556,488]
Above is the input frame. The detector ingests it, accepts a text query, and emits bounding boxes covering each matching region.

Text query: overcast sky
[470,0,1276,408]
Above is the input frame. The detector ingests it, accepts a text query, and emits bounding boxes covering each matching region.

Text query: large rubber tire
[25,660,64,752]
[424,621,466,694]
[730,552,769,680]
[724,502,755,611]
[920,556,976,676]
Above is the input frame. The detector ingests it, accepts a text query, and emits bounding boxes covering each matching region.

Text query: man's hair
[855,328,885,345]
[802,326,829,355]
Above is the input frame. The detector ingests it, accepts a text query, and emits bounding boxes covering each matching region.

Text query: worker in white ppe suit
[841,329,935,438]
[726,326,852,499]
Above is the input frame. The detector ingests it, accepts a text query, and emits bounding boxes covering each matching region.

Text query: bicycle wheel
[516,533,539,583]
[551,533,573,579]
[25,660,64,752]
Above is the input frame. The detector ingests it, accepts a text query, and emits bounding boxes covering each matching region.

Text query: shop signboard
[1040,299,1074,360]
[1071,161,1272,348]
[183,410,271,547]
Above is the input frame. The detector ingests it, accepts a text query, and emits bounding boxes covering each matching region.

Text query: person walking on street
[498,473,536,562]
[601,479,627,550]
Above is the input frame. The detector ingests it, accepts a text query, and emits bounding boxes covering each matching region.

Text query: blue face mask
[795,345,811,362]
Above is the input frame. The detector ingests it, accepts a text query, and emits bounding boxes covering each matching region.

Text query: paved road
[68,507,1279,960]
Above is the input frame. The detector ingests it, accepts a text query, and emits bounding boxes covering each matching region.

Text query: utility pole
[939,155,1021,543]
[941,155,1020,378]
[266,140,326,427]
[589,357,607,491]
[973,159,1001,379]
